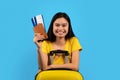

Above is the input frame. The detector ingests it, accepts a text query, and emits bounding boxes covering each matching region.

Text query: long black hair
[47,12,75,42]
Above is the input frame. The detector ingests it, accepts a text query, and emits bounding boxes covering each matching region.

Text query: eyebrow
[54,23,67,24]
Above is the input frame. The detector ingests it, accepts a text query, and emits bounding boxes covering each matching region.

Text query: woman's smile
[56,29,66,35]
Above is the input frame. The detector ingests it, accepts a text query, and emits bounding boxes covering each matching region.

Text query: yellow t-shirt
[41,37,82,64]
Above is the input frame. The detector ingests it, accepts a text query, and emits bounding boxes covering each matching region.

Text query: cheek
[53,25,57,30]
[66,30,69,35]
[66,29,69,36]
[53,27,56,32]
[65,27,69,33]
[53,27,57,35]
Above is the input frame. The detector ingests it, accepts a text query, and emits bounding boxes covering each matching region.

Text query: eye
[62,23,67,27]
[55,23,60,27]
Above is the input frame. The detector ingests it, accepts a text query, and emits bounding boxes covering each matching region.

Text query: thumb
[33,37,40,47]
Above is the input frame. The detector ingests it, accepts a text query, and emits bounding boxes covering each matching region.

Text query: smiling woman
[53,17,69,38]
[33,12,83,80]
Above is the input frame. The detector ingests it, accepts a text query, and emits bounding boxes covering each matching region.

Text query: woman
[34,12,82,71]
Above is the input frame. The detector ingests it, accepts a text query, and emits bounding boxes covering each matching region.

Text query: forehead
[54,17,68,23]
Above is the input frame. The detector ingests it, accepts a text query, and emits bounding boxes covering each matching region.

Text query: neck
[55,37,66,46]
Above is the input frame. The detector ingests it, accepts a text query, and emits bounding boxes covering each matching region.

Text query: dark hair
[47,12,75,42]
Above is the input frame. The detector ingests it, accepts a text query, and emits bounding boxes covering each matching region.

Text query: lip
[56,30,66,35]
[58,32,64,35]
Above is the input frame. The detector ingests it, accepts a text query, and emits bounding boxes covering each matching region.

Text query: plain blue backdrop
[0,0,120,80]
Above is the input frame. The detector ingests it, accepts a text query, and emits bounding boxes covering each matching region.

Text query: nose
[58,25,63,30]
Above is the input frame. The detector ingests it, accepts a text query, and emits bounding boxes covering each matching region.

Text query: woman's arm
[38,48,49,70]
[33,33,46,71]
[37,48,43,70]
[46,50,80,71]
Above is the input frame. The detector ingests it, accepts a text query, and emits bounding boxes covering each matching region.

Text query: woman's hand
[46,65,54,70]
[33,33,45,48]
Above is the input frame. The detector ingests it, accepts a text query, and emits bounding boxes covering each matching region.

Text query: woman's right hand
[33,33,45,48]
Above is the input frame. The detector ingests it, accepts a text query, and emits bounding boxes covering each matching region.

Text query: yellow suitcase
[35,50,84,80]
[35,70,84,80]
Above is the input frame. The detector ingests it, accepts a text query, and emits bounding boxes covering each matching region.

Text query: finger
[39,34,45,39]
[33,37,37,42]
[33,36,40,42]
[34,33,42,36]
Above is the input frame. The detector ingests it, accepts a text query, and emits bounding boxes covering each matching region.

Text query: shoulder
[69,37,79,43]
[42,40,51,45]
[69,37,82,51]
[42,40,52,48]
[41,40,52,54]
[70,37,78,40]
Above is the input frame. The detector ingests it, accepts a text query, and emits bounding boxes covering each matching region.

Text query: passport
[31,14,48,39]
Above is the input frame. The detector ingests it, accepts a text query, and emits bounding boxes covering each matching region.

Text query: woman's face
[53,17,69,38]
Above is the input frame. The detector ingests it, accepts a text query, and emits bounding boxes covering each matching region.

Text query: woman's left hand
[46,65,54,70]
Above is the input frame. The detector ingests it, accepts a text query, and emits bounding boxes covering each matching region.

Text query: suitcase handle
[49,50,69,56]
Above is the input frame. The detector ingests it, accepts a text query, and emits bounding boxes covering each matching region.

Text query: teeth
[58,32,63,34]
[58,32,63,33]
[56,30,66,35]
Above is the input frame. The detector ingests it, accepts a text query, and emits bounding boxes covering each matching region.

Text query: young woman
[34,12,82,71]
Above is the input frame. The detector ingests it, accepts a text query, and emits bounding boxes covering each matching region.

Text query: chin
[55,34,66,38]
[57,36,65,38]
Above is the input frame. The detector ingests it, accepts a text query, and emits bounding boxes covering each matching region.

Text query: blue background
[0,0,120,80]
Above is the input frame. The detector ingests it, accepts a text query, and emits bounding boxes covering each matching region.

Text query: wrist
[46,65,54,70]
[35,41,43,48]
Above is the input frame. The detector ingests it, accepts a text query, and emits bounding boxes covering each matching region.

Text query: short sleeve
[70,37,82,52]
[41,41,49,54]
